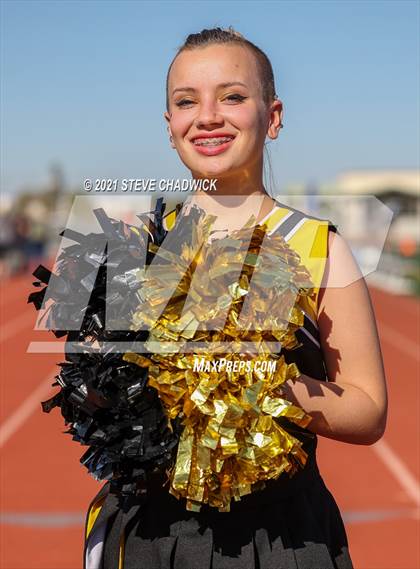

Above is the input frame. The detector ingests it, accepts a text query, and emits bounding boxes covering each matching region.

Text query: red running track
[0,269,419,569]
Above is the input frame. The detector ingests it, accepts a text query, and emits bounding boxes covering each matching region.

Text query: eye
[224,94,247,103]
[175,99,195,108]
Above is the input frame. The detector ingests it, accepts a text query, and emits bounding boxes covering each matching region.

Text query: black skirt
[84,431,354,569]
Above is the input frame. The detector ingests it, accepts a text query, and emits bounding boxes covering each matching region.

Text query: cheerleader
[81,26,387,569]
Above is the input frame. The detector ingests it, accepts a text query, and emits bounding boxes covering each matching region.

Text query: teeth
[193,136,234,146]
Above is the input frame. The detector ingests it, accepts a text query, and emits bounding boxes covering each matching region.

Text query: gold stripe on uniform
[85,495,125,568]
[119,533,124,569]
[286,218,329,317]
[85,495,107,540]
[263,207,291,234]
[162,208,178,231]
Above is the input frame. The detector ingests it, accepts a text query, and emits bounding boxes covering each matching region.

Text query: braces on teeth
[194,136,234,146]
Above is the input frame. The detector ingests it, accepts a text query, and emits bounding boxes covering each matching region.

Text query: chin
[178,146,233,174]
[195,167,230,179]
[189,159,243,179]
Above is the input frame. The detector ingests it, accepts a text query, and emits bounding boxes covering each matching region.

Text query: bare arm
[281,230,388,445]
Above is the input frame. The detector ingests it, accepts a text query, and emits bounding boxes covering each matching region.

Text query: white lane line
[372,439,420,508]
[342,507,419,524]
[0,512,85,527]
[378,321,419,362]
[0,310,36,344]
[27,341,66,353]
[0,367,58,448]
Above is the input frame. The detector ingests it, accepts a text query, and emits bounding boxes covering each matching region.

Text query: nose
[195,96,224,129]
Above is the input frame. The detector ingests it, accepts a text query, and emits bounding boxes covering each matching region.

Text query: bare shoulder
[321,229,364,293]
[318,228,375,340]
[316,228,387,417]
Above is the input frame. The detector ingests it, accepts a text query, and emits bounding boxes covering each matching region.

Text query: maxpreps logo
[193,357,277,374]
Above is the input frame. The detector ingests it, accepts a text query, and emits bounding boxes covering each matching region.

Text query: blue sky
[1,0,419,195]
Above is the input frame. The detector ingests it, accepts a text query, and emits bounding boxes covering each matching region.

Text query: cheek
[169,113,191,137]
[224,107,266,135]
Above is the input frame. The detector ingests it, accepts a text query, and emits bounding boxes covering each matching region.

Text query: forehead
[168,44,259,92]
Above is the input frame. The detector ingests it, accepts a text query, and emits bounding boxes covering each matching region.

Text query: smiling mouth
[192,136,235,147]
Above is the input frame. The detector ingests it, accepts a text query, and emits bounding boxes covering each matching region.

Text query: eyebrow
[172,81,248,96]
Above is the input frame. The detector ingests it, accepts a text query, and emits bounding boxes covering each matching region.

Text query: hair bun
[225,26,244,38]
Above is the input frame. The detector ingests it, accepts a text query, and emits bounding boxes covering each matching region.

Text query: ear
[164,111,176,149]
[267,99,283,140]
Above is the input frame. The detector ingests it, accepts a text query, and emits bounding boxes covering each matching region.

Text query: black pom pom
[29,199,184,499]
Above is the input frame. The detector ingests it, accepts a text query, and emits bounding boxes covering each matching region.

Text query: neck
[191,156,267,197]
[183,185,277,229]
[183,158,278,224]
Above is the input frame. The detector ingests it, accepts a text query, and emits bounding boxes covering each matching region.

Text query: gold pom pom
[123,208,315,511]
